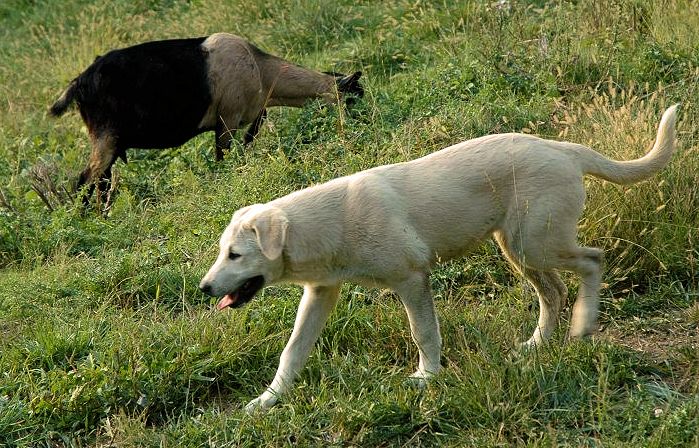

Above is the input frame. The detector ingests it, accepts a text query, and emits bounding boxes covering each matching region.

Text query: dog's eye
[228,252,241,260]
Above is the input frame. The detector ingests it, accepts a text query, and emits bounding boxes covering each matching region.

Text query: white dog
[200,105,678,413]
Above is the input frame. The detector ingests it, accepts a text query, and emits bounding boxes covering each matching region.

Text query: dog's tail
[49,79,78,117]
[577,104,679,185]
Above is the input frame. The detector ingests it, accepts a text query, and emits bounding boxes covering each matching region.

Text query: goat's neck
[262,62,337,107]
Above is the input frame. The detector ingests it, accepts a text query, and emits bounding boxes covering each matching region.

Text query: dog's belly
[429,237,484,264]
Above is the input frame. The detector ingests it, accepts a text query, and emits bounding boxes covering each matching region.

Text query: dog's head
[199,204,289,309]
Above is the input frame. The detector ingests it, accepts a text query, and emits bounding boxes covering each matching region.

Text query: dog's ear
[248,207,289,260]
[232,204,256,222]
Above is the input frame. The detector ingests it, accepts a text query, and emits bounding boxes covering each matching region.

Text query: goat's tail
[575,104,679,185]
[50,79,78,117]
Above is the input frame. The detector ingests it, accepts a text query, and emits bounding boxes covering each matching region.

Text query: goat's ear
[248,207,289,260]
[338,71,363,97]
[338,71,362,87]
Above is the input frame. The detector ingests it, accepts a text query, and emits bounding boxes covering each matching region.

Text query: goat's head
[326,71,364,106]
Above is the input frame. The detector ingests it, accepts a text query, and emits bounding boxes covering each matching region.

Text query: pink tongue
[217,294,238,310]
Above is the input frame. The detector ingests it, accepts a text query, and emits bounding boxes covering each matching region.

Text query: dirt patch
[603,303,699,392]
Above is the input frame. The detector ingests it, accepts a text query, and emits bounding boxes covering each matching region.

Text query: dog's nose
[199,281,213,296]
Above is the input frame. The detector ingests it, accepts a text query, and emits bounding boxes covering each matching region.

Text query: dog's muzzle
[200,275,265,310]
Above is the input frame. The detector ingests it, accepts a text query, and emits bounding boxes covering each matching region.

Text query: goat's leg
[77,134,117,206]
[215,117,236,161]
[243,109,267,145]
[97,156,120,213]
[76,170,95,207]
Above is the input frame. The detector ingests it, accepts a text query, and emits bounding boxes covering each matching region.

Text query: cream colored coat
[200,105,678,413]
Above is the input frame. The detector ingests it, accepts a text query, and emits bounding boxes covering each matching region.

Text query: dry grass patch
[604,303,699,393]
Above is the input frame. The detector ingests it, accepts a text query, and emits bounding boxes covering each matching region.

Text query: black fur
[49,79,78,117]
[330,71,364,107]
[243,109,268,145]
[68,37,212,150]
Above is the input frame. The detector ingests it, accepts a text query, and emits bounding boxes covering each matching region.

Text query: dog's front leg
[245,283,341,414]
[392,272,442,385]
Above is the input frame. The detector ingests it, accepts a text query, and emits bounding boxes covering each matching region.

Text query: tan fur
[200,105,678,413]
[86,134,117,184]
[200,33,342,135]
[198,34,266,133]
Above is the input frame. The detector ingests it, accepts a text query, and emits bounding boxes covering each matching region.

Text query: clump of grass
[25,158,74,211]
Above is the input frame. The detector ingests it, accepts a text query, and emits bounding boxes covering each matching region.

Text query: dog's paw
[519,337,539,351]
[568,322,598,339]
[569,305,599,339]
[407,370,434,389]
[244,393,277,415]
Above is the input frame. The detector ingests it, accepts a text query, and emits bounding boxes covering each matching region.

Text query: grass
[1,0,698,446]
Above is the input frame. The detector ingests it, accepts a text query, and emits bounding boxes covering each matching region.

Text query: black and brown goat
[50,32,363,203]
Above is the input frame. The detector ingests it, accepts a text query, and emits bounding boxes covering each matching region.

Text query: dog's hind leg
[245,283,341,414]
[561,247,603,339]
[391,272,442,384]
[496,226,603,342]
[495,231,568,347]
[519,270,568,347]
[529,270,568,345]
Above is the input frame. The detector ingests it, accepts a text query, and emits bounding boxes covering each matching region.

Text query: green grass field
[1,0,698,446]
